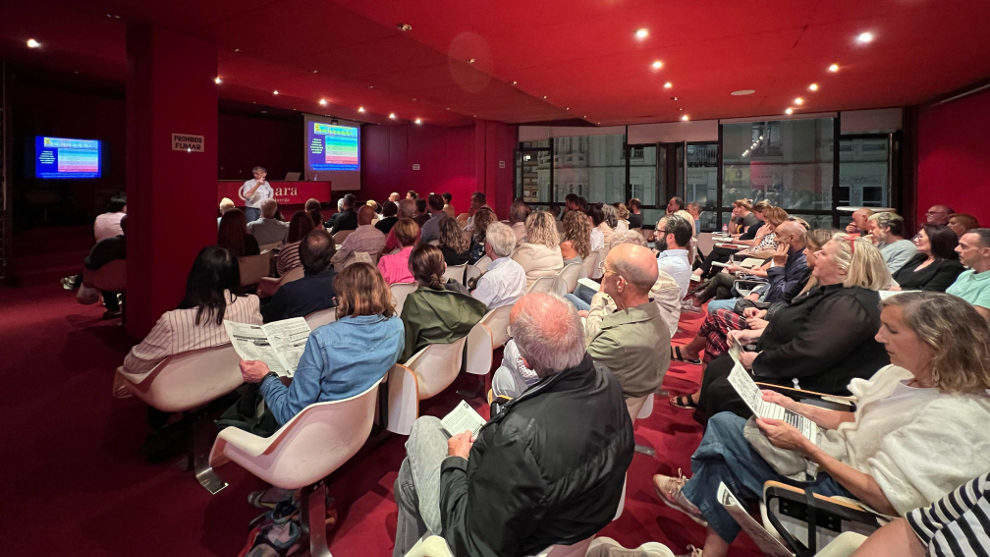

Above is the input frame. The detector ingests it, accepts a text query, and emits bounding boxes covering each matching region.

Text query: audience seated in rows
[414,198,430,228]
[614,203,631,233]
[262,229,337,323]
[891,224,963,291]
[588,203,614,252]
[508,199,530,243]
[398,244,487,361]
[304,197,324,229]
[332,205,386,268]
[432,215,467,266]
[947,212,979,237]
[216,198,235,229]
[329,194,358,235]
[84,214,128,317]
[118,245,261,382]
[376,200,399,236]
[247,199,288,246]
[682,234,892,417]
[559,209,592,264]
[463,192,488,231]
[655,214,694,299]
[275,211,315,277]
[441,192,456,219]
[655,291,990,557]
[512,211,564,289]
[419,194,447,244]
[471,222,526,310]
[382,199,420,254]
[235,263,403,433]
[868,211,916,274]
[218,209,260,258]
[378,218,420,285]
[693,199,762,278]
[844,207,874,235]
[948,228,990,320]
[393,293,633,556]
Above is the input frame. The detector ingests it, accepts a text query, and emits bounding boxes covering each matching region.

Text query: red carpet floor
[0,283,760,556]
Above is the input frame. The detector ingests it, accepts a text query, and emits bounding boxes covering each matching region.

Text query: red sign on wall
[217,180,333,206]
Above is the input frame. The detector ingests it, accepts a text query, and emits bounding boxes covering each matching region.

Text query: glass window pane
[641,208,667,229]
[839,137,890,208]
[788,213,835,230]
[629,145,657,207]
[553,134,626,204]
[517,150,551,204]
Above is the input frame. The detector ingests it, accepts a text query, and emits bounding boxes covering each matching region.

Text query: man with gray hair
[471,222,526,310]
[246,198,288,246]
[393,293,633,556]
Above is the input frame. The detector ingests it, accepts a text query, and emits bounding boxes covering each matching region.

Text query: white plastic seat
[479,305,512,349]
[442,263,467,285]
[390,282,418,315]
[527,275,556,294]
[258,241,281,253]
[464,322,494,376]
[123,345,242,413]
[552,262,583,296]
[465,255,492,286]
[238,252,272,286]
[625,393,656,456]
[385,337,468,435]
[257,265,304,297]
[581,248,605,280]
[305,307,338,329]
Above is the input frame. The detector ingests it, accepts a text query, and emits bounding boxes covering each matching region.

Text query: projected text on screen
[35,136,102,179]
[308,123,359,171]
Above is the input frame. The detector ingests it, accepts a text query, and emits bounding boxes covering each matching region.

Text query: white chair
[207,380,383,556]
[442,263,467,285]
[625,393,656,456]
[238,252,272,286]
[258,241,281,253]
[581,248,604,280]
[527,275,557,294]
[385,338,468,435]
[464,322,494,376]
[465,255,492,286]
[479,305,512,349]
[552,262,583,296]
[305,307,337,329]
[257,265,304,298]
[390,282,418,315]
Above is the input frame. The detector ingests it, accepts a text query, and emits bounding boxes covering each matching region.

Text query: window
[553,134,626,204]
[839,135,890,208]
[684,142,719,231]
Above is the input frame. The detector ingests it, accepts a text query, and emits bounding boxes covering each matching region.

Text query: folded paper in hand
[224,317,312,378]
[441,400,487,439]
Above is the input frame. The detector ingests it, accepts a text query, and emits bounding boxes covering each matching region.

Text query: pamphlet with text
[224,317,312,377]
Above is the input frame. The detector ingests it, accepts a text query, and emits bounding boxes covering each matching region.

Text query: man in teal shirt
[947,228,990,321]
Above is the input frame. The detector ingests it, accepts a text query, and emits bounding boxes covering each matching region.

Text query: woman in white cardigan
[654,291,990,557]
[511,210,563,289]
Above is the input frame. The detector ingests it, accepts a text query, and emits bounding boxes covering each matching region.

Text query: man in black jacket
[392,293,634,556]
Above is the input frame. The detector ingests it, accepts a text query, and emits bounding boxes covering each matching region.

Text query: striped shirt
[121,291,261,381]
[277,241,302,277]
[908,472,990,556]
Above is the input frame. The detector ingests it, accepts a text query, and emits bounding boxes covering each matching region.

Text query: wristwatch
[263,371,280,383]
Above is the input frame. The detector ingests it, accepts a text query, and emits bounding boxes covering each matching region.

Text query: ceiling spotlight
[357,106,366,113]
[233,48,241,53]
[444,107,451,111]
[26,38,41,48]
[542,95,548,100]
[368,84,375,89]
[681,114,690,122]
[214,76,222,85]
[318,98,328,106]
[651,60,663,70]
[397,23,412,32]
[671,96,679,101]
[793,97,805,105]
[808,83,819,92]
[388,112,397,120]
[511,80,518,86]
[663,82,673,89]
[467,58,476,64]
[273,90,279,95]
[828,63,840,73]
[635,28,649,40]
[856,31,874,44]
[565,107,571,110]
[312,69,319,74]
[731,89,756,96]
[785,107,794,115]
[414,118,422,125]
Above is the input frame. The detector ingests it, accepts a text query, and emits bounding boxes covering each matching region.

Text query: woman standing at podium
[238,166,273,223]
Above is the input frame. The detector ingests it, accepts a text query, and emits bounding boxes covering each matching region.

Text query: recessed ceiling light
[357,106,366,113]
[233,48,241,53]
[671,96,679,101]
[312,69,319,74]
[273,90,279,95]
[467,58,476,64]
[318,98,328,106]
[397,23,412,32]
[681,114,690,121]
[663,82,673,89]
[388,112,397,120]
[635,28,649,40]
[542,95,548,100]
[856,31,874,44]
[214,76,222,85]
[808,83,819,92]
[565,107,571,110]
[731,89,756,96]
[793,97,805,105]
[828,63,840,73]
[26,38,41,48]
[511,80,518,86]
[651,60,663,70]
[414,118,422,125]
[445,107,451,110]
[260,109,268,114]
[368,84,374,89]
[785,107,794,115]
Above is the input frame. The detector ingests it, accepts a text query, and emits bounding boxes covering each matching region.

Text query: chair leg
[306,482,332,557]
[192,416,228,494]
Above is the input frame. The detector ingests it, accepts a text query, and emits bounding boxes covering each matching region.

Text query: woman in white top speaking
[239,166,273,223]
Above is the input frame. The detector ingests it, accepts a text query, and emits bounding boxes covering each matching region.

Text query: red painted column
[125,25,218,337]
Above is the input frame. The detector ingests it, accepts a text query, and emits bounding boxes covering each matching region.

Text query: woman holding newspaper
[654,292,990,557]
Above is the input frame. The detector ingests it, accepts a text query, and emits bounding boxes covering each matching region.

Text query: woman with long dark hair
[892,224,964,291]
[218,209,260,257]
[276,211,315,276]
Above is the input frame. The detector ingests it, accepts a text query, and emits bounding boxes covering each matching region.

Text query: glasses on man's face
[926,210,945,216]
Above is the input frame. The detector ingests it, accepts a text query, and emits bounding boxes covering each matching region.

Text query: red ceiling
[3,0,989,126]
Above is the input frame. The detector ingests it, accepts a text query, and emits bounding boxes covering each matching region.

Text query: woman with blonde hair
[656,291,990,557]
[560,210,592,264]
[614,203,631,232]
[512,210,564,289]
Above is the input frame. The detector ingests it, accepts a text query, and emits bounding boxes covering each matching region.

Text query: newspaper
[440,400,487,439]
[727,342,820,445]
[224,317,312,378]
[717,482,793,557]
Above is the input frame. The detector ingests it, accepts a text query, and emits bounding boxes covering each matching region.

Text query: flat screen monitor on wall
[303,114,360,190]
[34,136,102,179]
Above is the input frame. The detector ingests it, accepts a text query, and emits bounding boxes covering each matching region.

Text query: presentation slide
[34,136,102,179]
[303,114,360,190]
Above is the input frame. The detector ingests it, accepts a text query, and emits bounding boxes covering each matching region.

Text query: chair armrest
[386,364,420,435]
[763,480,881,556]
[756,382,857,411]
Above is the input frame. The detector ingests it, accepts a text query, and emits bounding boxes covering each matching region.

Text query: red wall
[916,89,990,227]
[218,111,302,180]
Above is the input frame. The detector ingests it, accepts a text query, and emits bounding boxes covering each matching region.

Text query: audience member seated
[437,216,471,266]
[588,203,614,252]
[679,234,892,417]
[627,197,644,229]
[666,196,684,215]
[738,206,786,258]
[687,202,703,235]
[247,199,289,246]
[844,207,874,235]
[655,214,694,299]
[216,197,235,229]
[329,194,358,234]
[414,198,430,227]
[218,209,260,258]
[730,200,774,248]
[118,245,261,381]
[275,211,315,277]
[693,199,762,279]
[442,192,456,219]
[672,229,832,366]
[377,218,420,285]
[237,262,403,431]
[948,228,990,320]
[406,190,419,200]
[304,197,324,228]
[95,194,127,242]
[868,211,916,274]
[559,209,592,264]
[466,207,499,264]
[654,291,990,557]
[925,204,953,226]
[392,292,633,556]
[470,222,526,311]
[581,243,671,399]
[398,244,487,361]
[375,200,399,235]
[331,205,386,268]
[261,229,337,323]
[891,224,963,291]
[512,210,564,289]
[84,214,128,318]
[508,199,531,242]
[419,194,447,244]
[614,202,631,232]
[947,213,979,238]
[463,192,488,231]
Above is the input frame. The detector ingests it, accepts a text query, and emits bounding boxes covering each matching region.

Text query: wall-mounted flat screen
[303,114,360,190]
[34,136,102,179]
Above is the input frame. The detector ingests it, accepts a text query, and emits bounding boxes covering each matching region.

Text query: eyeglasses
[926,210,946,215]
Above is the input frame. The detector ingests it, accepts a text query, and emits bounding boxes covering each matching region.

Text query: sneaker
[653,471,707,527]
[587,536,676,557]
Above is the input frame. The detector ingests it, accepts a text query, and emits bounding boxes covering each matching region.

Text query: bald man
[331,205,386,267]
[845,207,874,235]
[584,243,672,399]
[926,204,954,226]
